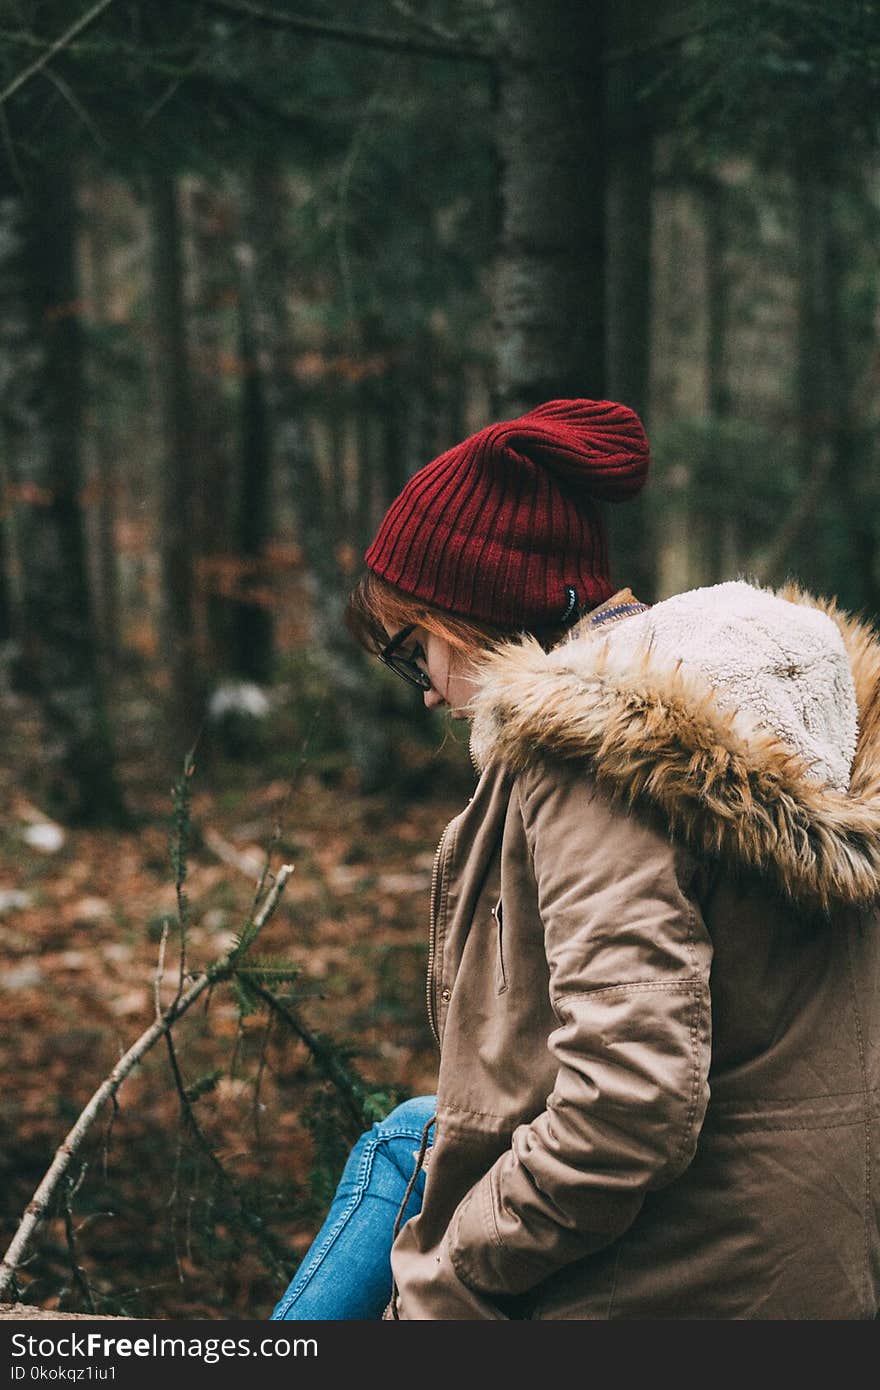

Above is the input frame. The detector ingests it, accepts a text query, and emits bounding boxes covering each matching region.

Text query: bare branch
[0,0,118,108]
[748,443,835,584]
[204,0,701,72]
[154,919,170,1023]
[202,0,495,65]
[100,1094,118,1181]
[388,0,461,44]
[61,1167,95,1315]
[0,864,294,1301]
[39,65,107,150]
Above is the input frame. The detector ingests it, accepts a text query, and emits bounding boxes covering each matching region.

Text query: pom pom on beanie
[365,398,649,628]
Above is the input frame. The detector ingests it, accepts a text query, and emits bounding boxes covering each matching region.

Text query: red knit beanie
[364,398,650,628]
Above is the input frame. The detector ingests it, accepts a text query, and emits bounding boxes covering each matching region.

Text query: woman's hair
[344,569,575,662]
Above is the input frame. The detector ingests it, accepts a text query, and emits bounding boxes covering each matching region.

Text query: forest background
[0,0,878,1320]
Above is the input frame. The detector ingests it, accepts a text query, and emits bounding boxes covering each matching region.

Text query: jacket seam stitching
[439,1102,517,1122]
[709,1085,875,1106]
[843,928,872,1314]
[673,987,704,1169]
[515,774,536,867]
[605,1242,623,1320]
[483,1175,504,1250]
[703,1117,865,1134]
[682,874,698,975]
[552,978,703,1007]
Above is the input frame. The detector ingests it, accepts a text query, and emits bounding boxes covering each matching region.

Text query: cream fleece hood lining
[466,580,880,913]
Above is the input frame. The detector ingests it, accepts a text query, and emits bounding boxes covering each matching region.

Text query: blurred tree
[664,0,880,610]
[80,179,123,673]
[604,0,667,600]
[605,0,665,425]
[150,170,204,763]
[242,160,395,789]
[5,163,127,822]
[233,204,275,686]
[0,519,10,643]
[0,0,502,786]
[672,0,880,160]
[188,177,241,683]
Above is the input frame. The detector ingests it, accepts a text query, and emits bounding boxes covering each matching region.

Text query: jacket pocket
[492,896,507,993]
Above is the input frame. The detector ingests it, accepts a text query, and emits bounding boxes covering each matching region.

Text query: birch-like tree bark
[605,0,657,598]
[493,0,606,414]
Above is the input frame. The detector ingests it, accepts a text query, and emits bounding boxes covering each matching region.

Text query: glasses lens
[379,627,431,689]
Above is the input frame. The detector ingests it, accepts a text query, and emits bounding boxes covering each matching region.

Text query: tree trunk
[493,0,606,415]
[7,169,126,823]
[188,180,238,679]
[0,198,24,658]
[703,174,738,581]
[704,178,732,422]
[81,179,121,673]
[605,0,656,599]
[752,163,846,589]
[246,162,393,790]
[149,173,204,765]
[822,181,878,614]
[233,241,275,684]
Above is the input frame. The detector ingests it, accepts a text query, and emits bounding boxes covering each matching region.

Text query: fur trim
[467,581,880,912]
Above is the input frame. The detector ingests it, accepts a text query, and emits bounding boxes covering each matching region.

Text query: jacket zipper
[426,820,453,1047]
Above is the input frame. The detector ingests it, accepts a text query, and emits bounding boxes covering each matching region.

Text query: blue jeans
[270,1095,437,1320]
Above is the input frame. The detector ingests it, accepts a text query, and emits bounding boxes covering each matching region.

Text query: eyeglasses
[377,623,432,691]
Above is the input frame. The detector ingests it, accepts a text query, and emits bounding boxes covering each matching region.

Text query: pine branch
[163,1029,288,1281]
[247,979,369,1132]
[170,750,196,1000]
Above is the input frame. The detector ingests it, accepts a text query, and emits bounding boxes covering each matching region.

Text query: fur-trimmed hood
[467,580,880,912]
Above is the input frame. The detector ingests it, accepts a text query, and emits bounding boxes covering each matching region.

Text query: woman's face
[411,627,479,716]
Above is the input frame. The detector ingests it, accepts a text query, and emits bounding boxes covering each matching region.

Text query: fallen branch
[0,864,294,1303]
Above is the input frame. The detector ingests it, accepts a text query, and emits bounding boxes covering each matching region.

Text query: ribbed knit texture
[365,398,650,627]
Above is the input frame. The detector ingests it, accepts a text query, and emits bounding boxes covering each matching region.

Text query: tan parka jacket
[388,580,880,1320]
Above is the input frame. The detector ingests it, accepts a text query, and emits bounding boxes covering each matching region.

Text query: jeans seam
[272,1135,378,1318]
[271,1123,433,1319]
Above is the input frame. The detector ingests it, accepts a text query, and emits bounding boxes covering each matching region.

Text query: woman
[272,398,880,1320]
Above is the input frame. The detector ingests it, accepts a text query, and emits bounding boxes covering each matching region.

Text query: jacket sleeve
[446,757,713,1299]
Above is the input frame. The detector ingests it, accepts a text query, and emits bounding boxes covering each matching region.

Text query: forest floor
[0,663,474,1319]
